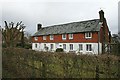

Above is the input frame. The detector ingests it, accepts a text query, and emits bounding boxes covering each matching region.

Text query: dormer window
[50,35,54,40]
[43,36,46,40]
[69,34,73,39]
[62,34,66,40]
[85,32,92,39]
[34,37,38,41]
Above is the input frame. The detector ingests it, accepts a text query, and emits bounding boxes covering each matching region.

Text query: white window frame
[86,44,92,51]
[62,34,66,40]
[44,44,48,51]
[79,44,83,51]
[70,44,73,51]
[34,37,38,41]
[43,36,46,40]
[63,44,66,50]
[50,44,54,50]
[50,35,54,40]
[85,32,92,39]
[44,44,46,48]
[69,34,73,39]
[35,43,37,48]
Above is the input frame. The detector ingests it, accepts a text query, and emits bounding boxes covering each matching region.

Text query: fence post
[95,65,99,80]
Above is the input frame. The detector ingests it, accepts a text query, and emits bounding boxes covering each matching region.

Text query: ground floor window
[63,44,66,50]
[79,44,83,51]
[86,44,92,51]
[44,44,49,51]
[44,44,46,48]
[70,44,73,50]
[50,44,54,50]
[35,43,37,48]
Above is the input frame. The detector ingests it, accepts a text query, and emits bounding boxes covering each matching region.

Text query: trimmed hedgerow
[2,48,120,78]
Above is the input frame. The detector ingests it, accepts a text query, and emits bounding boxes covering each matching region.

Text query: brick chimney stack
[37,24,42,31]
[99,10,105,22]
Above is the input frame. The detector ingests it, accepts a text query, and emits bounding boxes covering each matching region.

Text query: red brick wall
[32,32,99,43]
[100,25,110,43]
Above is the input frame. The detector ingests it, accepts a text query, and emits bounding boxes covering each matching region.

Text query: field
[2,48,120,78]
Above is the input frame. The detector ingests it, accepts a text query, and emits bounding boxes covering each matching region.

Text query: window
[34,37,38,41]
[86,44,92,51]
[69,34,73,39]
[50,35,54,40]
[63,44,66,50]
[79,44,83,51]
[35,43,37,48]
[85,32,92,38]
[44,44,48,51]
[43,36,46,40]
[44,44,46,48]
[50,44,54,50]
[70,44,73,50]
[62,34,66,40]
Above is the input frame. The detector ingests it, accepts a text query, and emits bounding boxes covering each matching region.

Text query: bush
[56,48,64,52]
[24,43,32,49]
[2,43,6,48]
[2,48,120,78]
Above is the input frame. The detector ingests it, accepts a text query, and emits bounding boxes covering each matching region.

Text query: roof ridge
[42,19,99,29]
[33,19,101,36]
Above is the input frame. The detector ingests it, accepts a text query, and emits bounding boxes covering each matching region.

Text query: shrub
[24,43,32,49]
[56,48,64,52]
[2,48,120,78]
[2,43,6,48]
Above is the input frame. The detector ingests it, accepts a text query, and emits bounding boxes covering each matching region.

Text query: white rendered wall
[32,43,102,54]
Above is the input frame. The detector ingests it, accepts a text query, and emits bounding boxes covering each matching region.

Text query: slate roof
[33,19,102,36]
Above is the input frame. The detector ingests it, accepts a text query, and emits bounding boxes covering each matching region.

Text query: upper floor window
[85,32,92,39]
[69,34,73,39]
[34,37,38,41]
[62,34,66,40]
[43,36,46,40]
[86,44,92,51]
[50,35,54,40]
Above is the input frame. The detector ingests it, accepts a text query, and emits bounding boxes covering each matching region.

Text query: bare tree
[1,21,25,47]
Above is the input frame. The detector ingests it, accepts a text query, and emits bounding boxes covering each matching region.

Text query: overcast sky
[0,0,120,35]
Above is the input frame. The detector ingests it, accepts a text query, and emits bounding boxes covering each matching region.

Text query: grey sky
[0,0,119,35]
[119,2,120,33]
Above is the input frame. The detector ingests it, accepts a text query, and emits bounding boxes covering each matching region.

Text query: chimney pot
[37,24,42,31]
[99,10,105,22]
